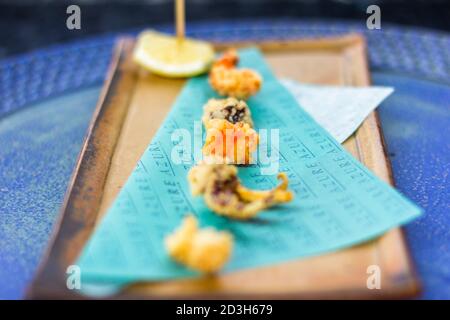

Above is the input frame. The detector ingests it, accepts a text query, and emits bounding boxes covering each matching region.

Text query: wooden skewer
[175,0,185,42]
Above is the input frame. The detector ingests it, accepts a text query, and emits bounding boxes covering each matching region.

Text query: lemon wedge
[133,30,215,78]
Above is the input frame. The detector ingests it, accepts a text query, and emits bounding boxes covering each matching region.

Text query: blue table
[0,20,449,299]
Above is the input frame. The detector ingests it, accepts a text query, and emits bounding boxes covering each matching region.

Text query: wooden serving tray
[29,34,420,299]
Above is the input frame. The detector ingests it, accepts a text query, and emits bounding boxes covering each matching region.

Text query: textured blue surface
[373,73,450,300]
[0,88,101,299]
[0,20,448,299]
[1,20,449,118]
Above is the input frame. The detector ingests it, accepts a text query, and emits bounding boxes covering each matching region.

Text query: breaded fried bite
[188,164,293,220]
[165,215,233,273]
[202,97,253,128]
[209,49,262,100]
[202,119,259,165]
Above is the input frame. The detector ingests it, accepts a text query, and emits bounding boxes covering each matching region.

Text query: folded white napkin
[282,79,394,143]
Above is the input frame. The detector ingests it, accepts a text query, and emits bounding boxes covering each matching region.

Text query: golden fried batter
[188,164,294,220]
[202,119,259,165]
[209,49,262,100]
[165,215,233,273]
[202,97,253,128]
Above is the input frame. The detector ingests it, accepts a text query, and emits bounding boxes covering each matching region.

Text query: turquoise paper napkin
[77,48,422,285]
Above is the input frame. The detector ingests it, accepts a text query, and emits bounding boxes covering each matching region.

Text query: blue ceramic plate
[0,20,449,299]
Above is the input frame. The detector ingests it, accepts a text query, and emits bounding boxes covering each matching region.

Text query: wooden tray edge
[27,38,137,299]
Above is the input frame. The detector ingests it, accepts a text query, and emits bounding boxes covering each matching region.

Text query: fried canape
[209,49,262,100]
[165,215,233,273]
[188,163,293,220]
[202,97,254,128]
[202,119,259,165]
